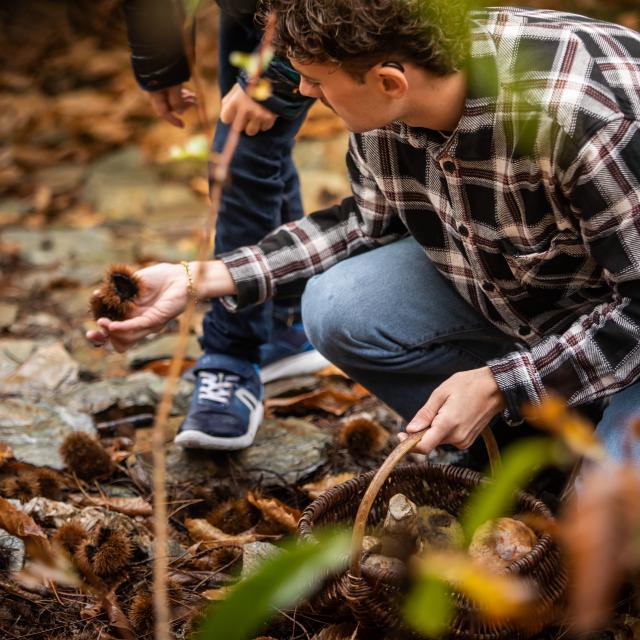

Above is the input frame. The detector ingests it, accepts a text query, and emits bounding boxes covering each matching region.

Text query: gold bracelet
[180,261,200,304]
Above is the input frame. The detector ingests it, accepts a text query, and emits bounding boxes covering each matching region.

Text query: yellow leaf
[418,550,535,622]
[251,79,272,101]
[524,397,605,461]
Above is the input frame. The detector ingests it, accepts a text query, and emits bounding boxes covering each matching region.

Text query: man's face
[290,59,401,133]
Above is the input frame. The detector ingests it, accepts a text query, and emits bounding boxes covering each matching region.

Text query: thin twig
[149,6,279,640]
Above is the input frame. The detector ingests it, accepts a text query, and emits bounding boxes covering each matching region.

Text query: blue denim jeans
[301,237,640,463]
[200,11,312,363]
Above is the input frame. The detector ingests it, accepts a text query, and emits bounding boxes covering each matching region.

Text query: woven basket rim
[298,460,556,577]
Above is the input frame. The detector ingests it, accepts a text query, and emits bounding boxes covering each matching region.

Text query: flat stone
[83,147,160,220]
[84,147,208,227]
[0,227,120,268]
[0,198,31,217]
[61,371,194,418]
[0,339,38,378]
[127,334,201,369]
[0,399,95,469]
[0,303,18,329]
[236,418,332,486]
[35,164,85,195]
[161,444,224,486]
[263,375,320,401]
[0,528,25,571]
[9,311,65,337]
[0,341,79,398]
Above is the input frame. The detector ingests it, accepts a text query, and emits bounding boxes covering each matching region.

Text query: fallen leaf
[202,587,232,601]
[184,518,263,548]
[247,492,301,534]
[101,588,136,640]
[142,358,196,376]
[266,387,365,415]
[301,473,356,499]
[0,496,52,559]
[77,496,153,517]
[316,365,348,378]
[0,443,15,468]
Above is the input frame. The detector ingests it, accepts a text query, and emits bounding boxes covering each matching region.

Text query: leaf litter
[1,1,640,639]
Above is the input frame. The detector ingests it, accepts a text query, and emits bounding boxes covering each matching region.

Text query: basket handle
[349,426,501,577]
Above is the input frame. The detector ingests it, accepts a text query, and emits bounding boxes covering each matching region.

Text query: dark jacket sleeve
[122,0,191,91]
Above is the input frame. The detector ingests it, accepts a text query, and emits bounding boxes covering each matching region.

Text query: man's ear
[373,64,409,98]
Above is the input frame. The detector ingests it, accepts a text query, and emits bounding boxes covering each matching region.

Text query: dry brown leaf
[0,496,52,559]
[142,358,197,377]
[79,496,153,517]
[247,492,301,534]
[101,588,136,640]
[560,465,640,632]
[316,364,349,378]
[266,387,365,415]
[202,586,232,601]
[184,518,262,548]
[0,443,15,468]
[301,473,356,499]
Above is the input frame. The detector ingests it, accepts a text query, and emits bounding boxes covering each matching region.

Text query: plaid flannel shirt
[220,8,640,421]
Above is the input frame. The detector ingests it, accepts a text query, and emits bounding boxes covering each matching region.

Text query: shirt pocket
[501,230,595,289]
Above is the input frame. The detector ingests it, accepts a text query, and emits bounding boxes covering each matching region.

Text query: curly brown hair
[261,0,470,79]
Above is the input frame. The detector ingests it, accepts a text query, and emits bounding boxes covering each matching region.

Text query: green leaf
[404,574,453,637]
[183,0,203,18]
[196,530,350,640]
[168,134,209,163]
[461,437,557,543]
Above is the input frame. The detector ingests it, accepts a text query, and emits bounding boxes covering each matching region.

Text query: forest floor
[0,1,639,639]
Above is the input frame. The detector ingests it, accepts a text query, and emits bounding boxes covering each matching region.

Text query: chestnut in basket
[468,517,537,572]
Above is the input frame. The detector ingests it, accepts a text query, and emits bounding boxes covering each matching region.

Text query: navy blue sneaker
[175,354,263,451]
[260,322,330,384]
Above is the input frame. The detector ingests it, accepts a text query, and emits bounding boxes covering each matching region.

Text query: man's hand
[398,367,506,454]
[148,85,196,128]
[220,83,277,136]
[85,261,236,353]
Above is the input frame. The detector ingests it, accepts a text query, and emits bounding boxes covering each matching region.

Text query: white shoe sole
[174,403,264,451]
[260,350,330,384]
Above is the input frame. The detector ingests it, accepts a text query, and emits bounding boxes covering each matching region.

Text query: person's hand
[86,263,191,352]
[398,367,507,454]
[148,85,196,128]
[220,83,277,136]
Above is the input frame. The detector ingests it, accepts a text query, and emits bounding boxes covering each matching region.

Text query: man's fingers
[150,92,184,128]
[399,425,445,455]
[406,386,448,433]
[167,86,185,113]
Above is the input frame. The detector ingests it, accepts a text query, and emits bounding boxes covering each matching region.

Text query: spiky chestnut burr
[89,263,143,321]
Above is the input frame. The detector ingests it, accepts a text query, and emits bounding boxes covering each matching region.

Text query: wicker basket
[298,431,567,639]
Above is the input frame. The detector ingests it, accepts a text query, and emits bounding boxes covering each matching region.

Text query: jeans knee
[301,273,357,364]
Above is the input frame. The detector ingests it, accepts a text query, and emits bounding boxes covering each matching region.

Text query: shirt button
[443,160,456,174]
[482,281,495,292]
[518,325,532,337]
[458,224,469,237]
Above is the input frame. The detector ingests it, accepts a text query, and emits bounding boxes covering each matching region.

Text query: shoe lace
[198,371,239,405]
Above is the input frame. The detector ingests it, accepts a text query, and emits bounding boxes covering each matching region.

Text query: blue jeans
[200,11,312,363]
[301,237,640,463]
